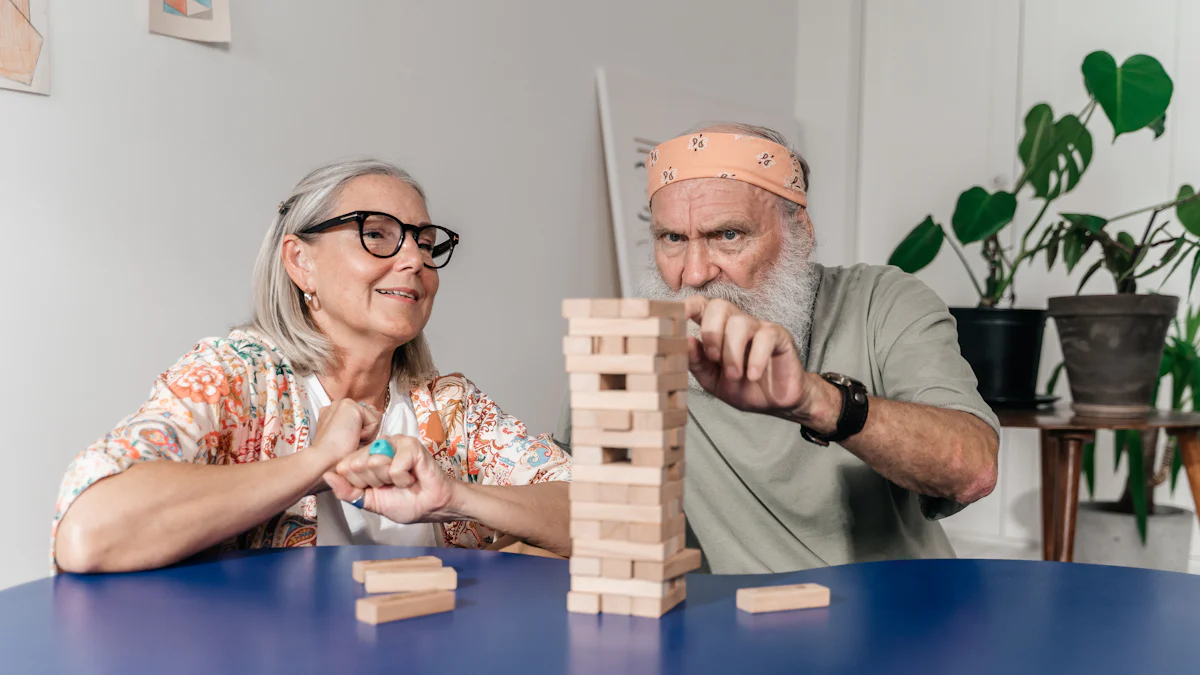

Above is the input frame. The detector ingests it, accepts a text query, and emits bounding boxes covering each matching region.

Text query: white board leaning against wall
[596,67,799,297]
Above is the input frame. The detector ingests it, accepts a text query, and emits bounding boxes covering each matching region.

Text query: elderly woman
[53,159,571,573]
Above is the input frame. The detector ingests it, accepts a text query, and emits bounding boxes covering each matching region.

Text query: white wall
[0,0,799,590]
[803,0,1200,566]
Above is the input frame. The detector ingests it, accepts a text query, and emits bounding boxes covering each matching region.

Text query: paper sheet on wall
[0,0,50,96]
[596,67,799,297]
[149,0,231,43]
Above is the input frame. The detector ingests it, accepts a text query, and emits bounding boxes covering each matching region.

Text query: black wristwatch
[799,372,869,447]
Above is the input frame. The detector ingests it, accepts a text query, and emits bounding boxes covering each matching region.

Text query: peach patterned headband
[645,132,807,206]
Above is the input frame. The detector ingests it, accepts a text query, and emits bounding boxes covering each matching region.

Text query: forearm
[447,482,571,557]
[788,380,998,503]
[55,452,328,573]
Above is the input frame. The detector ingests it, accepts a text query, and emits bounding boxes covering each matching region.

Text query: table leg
[1055,436,1085,562]
[1175,431,1200,524]
[1039,430,1059,561]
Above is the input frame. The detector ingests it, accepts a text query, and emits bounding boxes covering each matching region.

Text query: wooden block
[736,583,831,614]
[363,567,458,594]
[562,298,593,319]
[573,428,675,449]
[567,591,601,614]
[571,391,669,412]
[631,578,687,618]
[628,514,687,544]
[627,336,689,355]
[624,480,684,506]
[601,594,633,615]
[568,318,675,337]
[599,483,631,502]
[573,462,669,486]
[572,533,685,562]
[571,520,601,539]
[634,548,702,582]
[571,500,679,524]
[632,409,689,431]
[562,336,597,355]
[572,446,628,465]
[619,299,686,319]
[572,574,674,599]
[569,481,602,502]
[572,409,632,431]
[668,462,685,481]
[356,590,455,624]
[631,445,684,468]
[601,558,633,579]
[569,373,627,392]
[598,336,626,355]
[566,354,681,375]
[570,556,602,577]
[627,372,689,393]
[669,390,687,410]
[352,556,443,584]
[572,520,629,540]
[563,298,621,319]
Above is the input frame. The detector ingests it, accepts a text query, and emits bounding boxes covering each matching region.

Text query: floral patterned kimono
[52,330,571,570]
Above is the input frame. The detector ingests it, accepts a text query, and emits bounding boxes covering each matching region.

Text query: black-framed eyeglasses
[302,211,460,269]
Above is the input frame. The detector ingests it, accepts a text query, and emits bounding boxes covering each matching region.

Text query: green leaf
[888,216,945,274]
[1044,361,1065,396]
[1177,184,1200,237]
[1115,428,1127,471]
[1126,430,1149,544]
[1082,51,1174,140]
[1190,248,1200,296]
[951,187,1018,244]
[1062,229,1093,272]
[1017,106,1094,199]
[1062,213,1109,233]
[1046,229,1061,270]
[1076,259,1105,293]
[1149,112,1167,138]
[1135,238,1185,278]
[1083,441,1096,499]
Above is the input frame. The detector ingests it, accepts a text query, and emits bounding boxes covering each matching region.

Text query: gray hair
[245,158,437,388]
[684,121,811,226]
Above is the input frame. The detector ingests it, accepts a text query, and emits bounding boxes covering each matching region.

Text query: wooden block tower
[562,298,702,618]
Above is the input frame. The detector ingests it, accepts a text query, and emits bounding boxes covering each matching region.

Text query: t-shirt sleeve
[870,269,1000,519]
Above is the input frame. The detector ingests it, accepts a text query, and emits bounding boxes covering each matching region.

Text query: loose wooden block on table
[626,336,689,355]
[570,390,683,412]
[736,583,831,614]
[572,409,632,431]
[567,591,601,614]
[356,590,455,625]
[572,533,685,562]
[619,299,686,319]
[626,372,689,393]
[633,548,702,582]
[351,556,443,584]
[565,354,686,375]
[568,318,678,338]
[363,566,458,594]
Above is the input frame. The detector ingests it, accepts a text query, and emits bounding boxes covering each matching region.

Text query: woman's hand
[305,400,382,493]
[322,435,459,524]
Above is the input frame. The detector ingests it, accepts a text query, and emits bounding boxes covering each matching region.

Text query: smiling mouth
[376,289,418,300]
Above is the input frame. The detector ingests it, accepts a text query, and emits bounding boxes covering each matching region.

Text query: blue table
[1,547,1197,674]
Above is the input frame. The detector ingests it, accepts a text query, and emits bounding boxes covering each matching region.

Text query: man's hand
[685,296,840,430]
[323,436,459,524]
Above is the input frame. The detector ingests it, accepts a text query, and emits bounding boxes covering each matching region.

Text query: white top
[299,373,440,547]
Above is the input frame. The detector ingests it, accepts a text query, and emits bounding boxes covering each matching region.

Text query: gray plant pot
[1047,294,1178,418]
[1074,501,1194,573]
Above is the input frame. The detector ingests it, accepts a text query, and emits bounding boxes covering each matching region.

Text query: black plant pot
[1048,294,1178,418]
[949,307,1047,406]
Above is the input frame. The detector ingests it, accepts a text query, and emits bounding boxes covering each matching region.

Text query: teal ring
[368,439,395,458]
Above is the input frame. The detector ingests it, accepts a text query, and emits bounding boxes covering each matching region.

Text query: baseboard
[945,530,1200,575]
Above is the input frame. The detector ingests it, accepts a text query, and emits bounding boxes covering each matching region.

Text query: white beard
[638,224,820,395]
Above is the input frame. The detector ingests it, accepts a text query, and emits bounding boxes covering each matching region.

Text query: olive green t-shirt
[553,263,999,574]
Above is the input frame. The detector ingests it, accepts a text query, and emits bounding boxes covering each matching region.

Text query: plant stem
[1109,191,1200,226]
[942,225,986,300]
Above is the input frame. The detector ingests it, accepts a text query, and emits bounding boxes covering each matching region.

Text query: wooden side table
[997,408,1200,562]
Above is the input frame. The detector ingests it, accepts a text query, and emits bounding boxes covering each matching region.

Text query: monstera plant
[887,50,1176,411]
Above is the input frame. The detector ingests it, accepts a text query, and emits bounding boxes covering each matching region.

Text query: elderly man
[555,122,1000,574]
